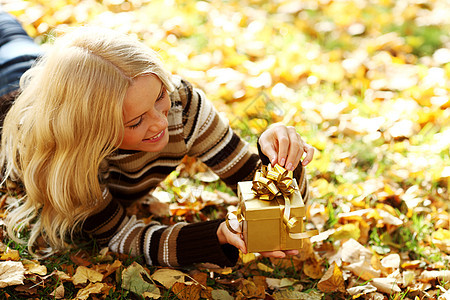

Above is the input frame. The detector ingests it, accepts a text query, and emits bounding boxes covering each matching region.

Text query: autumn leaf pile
[1,0,449,299]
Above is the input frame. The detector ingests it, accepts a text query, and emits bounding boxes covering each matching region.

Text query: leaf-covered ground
[0,0,449,299]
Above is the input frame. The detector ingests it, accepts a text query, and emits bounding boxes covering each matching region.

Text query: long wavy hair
[0,27,174,255]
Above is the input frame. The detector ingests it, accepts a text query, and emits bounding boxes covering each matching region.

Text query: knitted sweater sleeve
[82,190,238,267]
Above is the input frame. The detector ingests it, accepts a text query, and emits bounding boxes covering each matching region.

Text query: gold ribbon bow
[251,164,299,231]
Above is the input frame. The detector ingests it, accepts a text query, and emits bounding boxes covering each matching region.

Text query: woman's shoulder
[170,75,194,106]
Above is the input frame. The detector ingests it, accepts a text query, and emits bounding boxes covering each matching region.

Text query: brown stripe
[122,224,144,257]
[168,223,186,267]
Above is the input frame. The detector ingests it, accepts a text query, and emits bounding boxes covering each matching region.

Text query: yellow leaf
[240,252,256,264]
[75,282,107,300]
[331,223,361,241]
[72,266,103,285]
[22,259,47,275]
[0,248,20,261]
[303,258,324,279]
[257,262,274,273]
[317,262,346,293]
[151,268,186,289]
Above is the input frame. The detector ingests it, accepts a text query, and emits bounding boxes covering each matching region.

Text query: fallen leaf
[371,277,401,294]
[331,223,361,241]
[0,248,20,261]
[273,289,324,300]
[0,261,25,288]
[171,282,202,300]
[121,262,160,297]
[240,252,257,264]
[211,289,234,300]
[14,282,38,295]
[72,266,103,285]
[418,270,450,283]
[257,262,274,273]
[52,270,71,282]
[266,278,282,289]
[344,259,381,281]
[151,268,187,289]
[22,259,47,276]
[380,253,400,269]
[239,279,265,299]
[75,282,108,300]
[317,262,346,293]
[70,252,91,267]
[191,271,207,287]
[302,257,324,279]
[50,283,65,299]
[346,284,377,295]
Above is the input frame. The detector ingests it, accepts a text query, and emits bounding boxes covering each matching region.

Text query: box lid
[238,180,305,220]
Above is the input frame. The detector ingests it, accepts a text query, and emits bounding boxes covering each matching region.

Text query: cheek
[122,127,145,145]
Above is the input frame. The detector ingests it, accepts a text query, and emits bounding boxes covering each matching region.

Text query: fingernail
[286,163,293,170]
[280,158,285,166]
[271,156,276,164]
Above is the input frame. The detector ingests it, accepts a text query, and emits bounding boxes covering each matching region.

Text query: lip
[143,129,165,143]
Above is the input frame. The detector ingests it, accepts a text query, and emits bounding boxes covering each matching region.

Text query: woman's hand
[258,123,314,171]
[216,221,299,258]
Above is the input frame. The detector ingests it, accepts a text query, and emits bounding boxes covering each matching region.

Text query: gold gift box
[237,179,305,253]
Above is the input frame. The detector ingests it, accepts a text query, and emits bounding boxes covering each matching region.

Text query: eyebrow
[124,83,164,126]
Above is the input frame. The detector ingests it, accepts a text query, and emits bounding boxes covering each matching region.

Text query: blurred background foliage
[1,0,449,297]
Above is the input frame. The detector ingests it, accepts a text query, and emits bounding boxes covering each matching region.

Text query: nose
[148,110,168,133]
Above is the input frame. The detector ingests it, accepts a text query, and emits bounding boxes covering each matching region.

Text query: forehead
[122,74,162,122]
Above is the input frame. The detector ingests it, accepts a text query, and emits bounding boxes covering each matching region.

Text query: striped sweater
[82,76,309,267]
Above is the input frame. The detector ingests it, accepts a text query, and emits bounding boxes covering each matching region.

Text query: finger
[283,249,299,256]
[275,127,290,167]
[285,127,304,171]
[259,250,286,258]
[259,137,278,165]
[301,144,315,166]
[229,232,247,254]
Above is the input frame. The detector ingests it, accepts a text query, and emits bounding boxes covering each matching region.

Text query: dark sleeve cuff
[256,139,270,165]
[176,219,239,267]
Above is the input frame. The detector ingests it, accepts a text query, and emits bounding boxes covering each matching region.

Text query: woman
[0,13,314,267]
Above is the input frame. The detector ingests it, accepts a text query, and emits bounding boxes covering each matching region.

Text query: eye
[156,88,166,102]
[128,116,143,129]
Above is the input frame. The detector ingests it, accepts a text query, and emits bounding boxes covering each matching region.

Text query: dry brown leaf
[302,258,324,279]
[239,279,265,299]
[52,270,71,281]
[50,283,65,299]
[151,268,187,289]
[72,266,104,285]
[75,282,107,300]
[317,262,346,293]
[171,282,202,300]
[70,252,91,267]
[251,275,267,289]
[211,289,234,300]
[0,261,25,288]
[191,271,207,287]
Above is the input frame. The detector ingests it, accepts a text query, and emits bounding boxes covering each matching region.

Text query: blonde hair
[0,27,174,255]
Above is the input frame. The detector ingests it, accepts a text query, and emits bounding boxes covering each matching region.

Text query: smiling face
[119,74,171,152]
